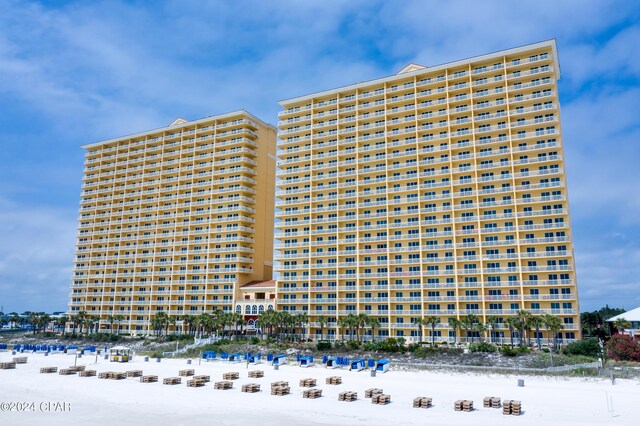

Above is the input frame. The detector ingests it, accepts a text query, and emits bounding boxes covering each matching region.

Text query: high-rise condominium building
[70,111,276,334]
[275,40,580,343]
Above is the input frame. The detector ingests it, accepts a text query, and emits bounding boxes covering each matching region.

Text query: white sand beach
[0,351,637,426]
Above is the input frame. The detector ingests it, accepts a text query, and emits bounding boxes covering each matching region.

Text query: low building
[606,307,640,337]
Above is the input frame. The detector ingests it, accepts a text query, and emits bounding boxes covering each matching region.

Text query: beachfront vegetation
[605,334,640,361]
[562,338,602,358]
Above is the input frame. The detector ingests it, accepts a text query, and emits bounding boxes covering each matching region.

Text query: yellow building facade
[275,40,580,343]
[70,111,276,334]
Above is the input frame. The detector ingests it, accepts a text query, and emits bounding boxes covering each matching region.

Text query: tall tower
[70,110,276,334]
[275,40,580,344]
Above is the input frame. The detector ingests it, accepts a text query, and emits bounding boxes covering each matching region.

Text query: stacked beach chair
[214,380,233,390]
[179,369,195,377]
[338,391,358,402]
[241,383,261,393]
[140,375,158,383]
[454,400,474,412]
[163,377,182,385]
[503,400,522,416]
[299,378,316,387]
[371,394,391,405]
[248,370,264,378]
[0,361,16,370]
[68,365,85,373]
[326,376,342,385]
[302,388,322,399]
[126,370,143,378]
[271,381,290,396]
[59,369,76,375]
[40,367,58,374]
[79,370,97,377]
[365,388,383,398]
[13,357,28,364]
[223,372,240,380]
[484,396,501,408]
[413,397,433,409]
[187,377,206,387]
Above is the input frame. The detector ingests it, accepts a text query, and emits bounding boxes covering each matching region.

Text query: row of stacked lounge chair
[4,359,524,414]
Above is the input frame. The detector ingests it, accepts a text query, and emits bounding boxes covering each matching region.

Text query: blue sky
[0,0,638,314]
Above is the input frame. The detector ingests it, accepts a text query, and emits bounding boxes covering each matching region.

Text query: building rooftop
[607,307,640,323]
[279,39,559,106]
[241,280,276,290]
[82,109,275,149]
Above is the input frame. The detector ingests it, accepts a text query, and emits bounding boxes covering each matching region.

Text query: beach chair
[371,394,391,405]
[375,359,390,373]
[271,385,290,396]
[338,391,357,402]
[187,378,206,387]
[214,380,233,390]
[299,378,316,387]
[326,376,342,385]
[350,359,365,371]
[365,388,383,398]
[302,389,322,399]
[241,383,261,393]
[413,397,432,408]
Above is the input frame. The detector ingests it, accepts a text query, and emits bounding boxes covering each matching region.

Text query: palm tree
[294,312,309,341]
[505,317,520,348]
[54,315,68,333]
[448,317,461,345]
[113,314,125,335]
[9,314,20,329]
[76,311,87,335]
[197,313,212,337]
[85,317,95,335]
[183,315,197,335]
[516,310,532,347]
[153,312,168,337]
[613,318,631,334]
[366,316,379,342]
[543,314,563,351]
[356,313,369,342]
[474,322,487,342]
[412,318,424,343]
[425,316,440,346]
[315,315,328,340]
[529,316,545,349]
[463,314,480,343]
[167,316,177,336]
[337,316,350,341]
[28,312,40,335]
[486,315,498,344]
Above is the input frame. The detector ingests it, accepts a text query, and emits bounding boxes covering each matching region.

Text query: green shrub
[606,335,640,361]
[250,337,260,344]
[516,346,530,355]
[469,342,497,353]
[347,340,361,350]
[406,343,420,353]
[109,334,120,342]
[316,341,332,351]
[563,338,602,358]
[499,346,518,357]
